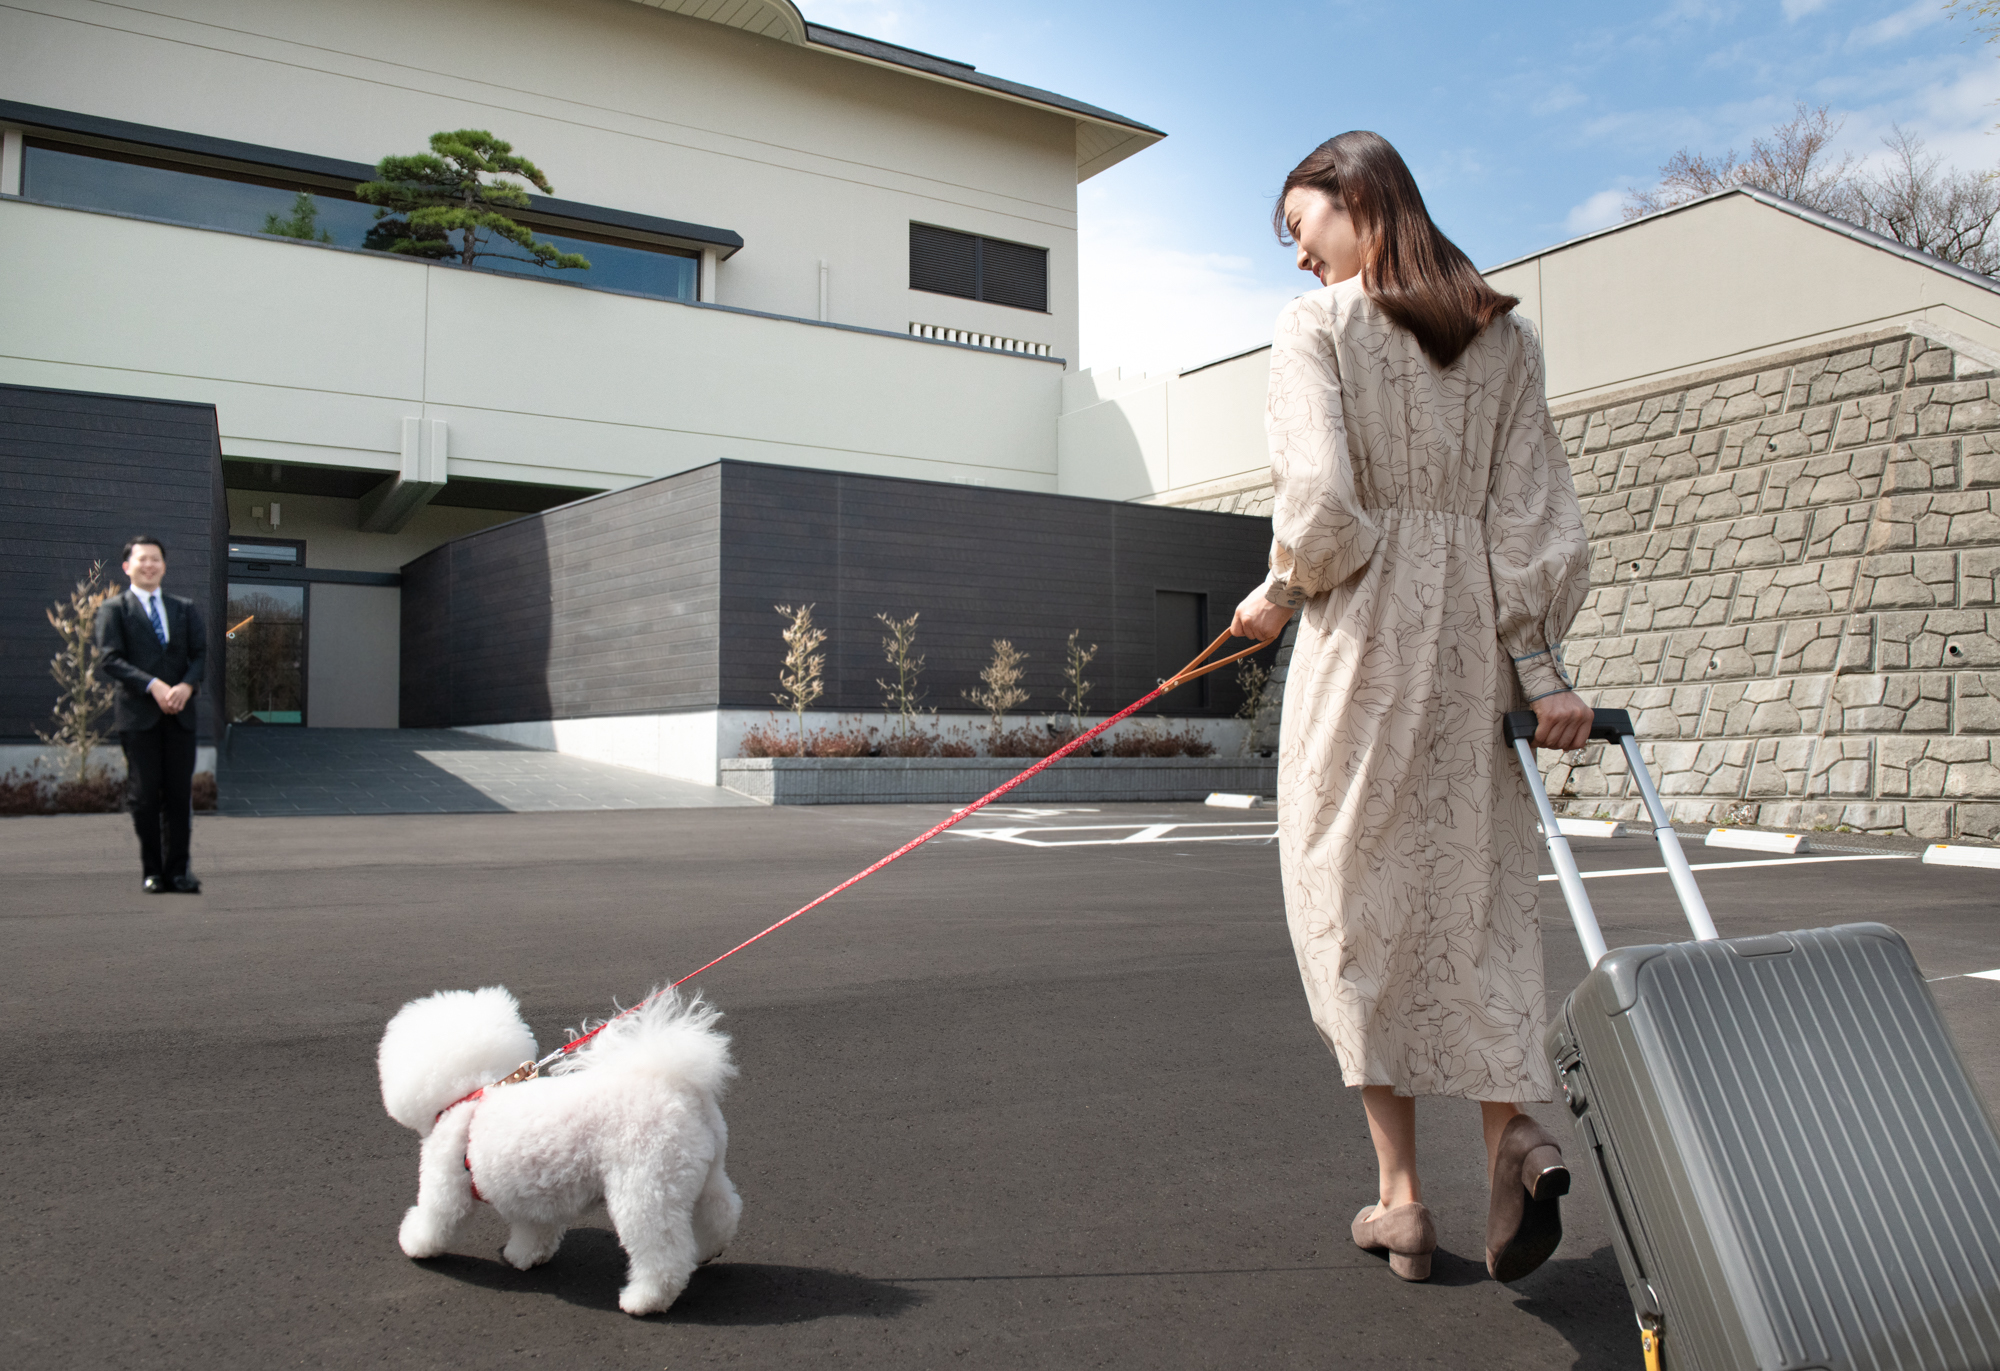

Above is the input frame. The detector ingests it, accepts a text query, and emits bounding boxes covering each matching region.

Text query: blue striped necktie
[145,593,166,644]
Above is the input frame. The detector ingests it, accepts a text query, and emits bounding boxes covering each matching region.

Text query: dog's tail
[547,987,736,1099]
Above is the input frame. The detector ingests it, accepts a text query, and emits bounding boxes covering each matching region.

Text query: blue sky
[808,0,2000,375]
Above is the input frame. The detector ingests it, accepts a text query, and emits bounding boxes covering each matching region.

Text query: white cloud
[1564,189,1629,235]
[1848,1,1943,48]
[1781,0,1831,19]
[1533,83,1588,117]
[1077,200,1298,377]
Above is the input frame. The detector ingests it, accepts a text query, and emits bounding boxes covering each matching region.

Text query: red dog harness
[435,1061,537,1205]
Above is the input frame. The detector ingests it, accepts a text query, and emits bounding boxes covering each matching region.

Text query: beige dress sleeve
[1485,319,1589,701]
[1264,296,1381,608]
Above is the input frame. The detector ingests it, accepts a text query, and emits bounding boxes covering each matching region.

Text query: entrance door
[226,582,307,724]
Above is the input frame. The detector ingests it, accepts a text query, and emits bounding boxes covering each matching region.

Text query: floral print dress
[1262,279,1589,1103]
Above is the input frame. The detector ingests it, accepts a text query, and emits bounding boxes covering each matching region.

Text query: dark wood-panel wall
[0,384,226,742]
[718,462,1269,718]
[400,460,1272,727]
[401,465,721,727]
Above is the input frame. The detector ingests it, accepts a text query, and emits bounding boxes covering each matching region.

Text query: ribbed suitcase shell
[1550,922,2000,1371]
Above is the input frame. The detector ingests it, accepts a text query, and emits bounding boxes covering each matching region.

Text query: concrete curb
[720,756,1278,805]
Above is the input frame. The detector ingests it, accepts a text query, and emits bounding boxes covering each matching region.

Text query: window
[1154,591,1208,710]
[909,223,1048,312]
[21,141,700,303]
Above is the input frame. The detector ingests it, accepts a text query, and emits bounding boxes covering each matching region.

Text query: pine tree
[356,130,590,272]
[262,191,334,243]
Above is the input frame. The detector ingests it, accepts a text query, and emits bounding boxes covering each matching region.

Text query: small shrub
[193,771,217,812]
[807,725,873,758]
[0,770,47,817]
[739,721,802,758]
[53,772,124,813]
[989,726,1061,759]
[1108,724,1215,758]
[879,732,935,758]
[935,732,977,758]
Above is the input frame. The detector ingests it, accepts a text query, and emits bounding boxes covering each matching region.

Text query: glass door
[226,582,307,724]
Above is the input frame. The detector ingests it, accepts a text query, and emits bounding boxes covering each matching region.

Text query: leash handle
[537,627,1278,1069]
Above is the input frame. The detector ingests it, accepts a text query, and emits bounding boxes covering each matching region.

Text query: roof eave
[1483,186,2000,298]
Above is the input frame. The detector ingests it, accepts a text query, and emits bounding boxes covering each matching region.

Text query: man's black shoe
[143,876,168,894]
[171,874,202,894]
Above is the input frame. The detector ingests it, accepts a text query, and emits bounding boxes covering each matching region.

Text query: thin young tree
[964,639,1028,740]
[875,611,925,739]
[1058,629,1098,734]
[36,562,119,782]
[773,603,826,756]
[356,130,590,272]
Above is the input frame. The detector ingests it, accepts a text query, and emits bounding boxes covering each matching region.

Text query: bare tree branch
[1622,104,2000,275]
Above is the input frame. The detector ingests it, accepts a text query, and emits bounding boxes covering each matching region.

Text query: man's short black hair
[121,536,166,562]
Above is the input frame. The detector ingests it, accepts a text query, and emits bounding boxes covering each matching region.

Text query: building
[2,0,1223,771]
[1083,189,2000,842]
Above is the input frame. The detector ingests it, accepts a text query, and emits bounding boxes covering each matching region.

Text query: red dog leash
[440,627,1274,1110]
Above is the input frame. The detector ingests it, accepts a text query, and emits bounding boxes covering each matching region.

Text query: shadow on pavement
[1504,1244,1635,1370]
[423,1227,924,1324]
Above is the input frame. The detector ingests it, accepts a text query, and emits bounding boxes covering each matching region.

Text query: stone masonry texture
[1167,329,2000,842]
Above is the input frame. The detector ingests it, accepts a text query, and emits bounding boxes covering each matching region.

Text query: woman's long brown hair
[1274,131,1517,368]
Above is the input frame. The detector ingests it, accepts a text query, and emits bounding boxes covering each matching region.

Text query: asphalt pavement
[5,802,1998,1370]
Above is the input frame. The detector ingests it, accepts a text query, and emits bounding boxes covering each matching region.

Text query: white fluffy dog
[377,985,741,1315]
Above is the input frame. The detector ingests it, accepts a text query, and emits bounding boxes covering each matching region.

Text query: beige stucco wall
[1064,194,2000,510]
[1057,348,1272,504]
[1,199,1064,493]
[0,0,1083,359]
[1487,193,2000,412]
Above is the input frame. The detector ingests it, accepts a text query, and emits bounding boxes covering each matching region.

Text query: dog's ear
[378,986,538,1133]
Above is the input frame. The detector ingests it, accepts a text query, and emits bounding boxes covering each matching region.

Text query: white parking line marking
[1970,969,2000,983]
[957,821,1278,848]
[1541,854,1914,882]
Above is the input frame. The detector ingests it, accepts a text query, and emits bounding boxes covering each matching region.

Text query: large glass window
[22,142,699,303]
[226,583,306,725]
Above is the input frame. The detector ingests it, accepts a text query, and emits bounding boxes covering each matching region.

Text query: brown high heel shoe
[1485,1114,1570,1282]
[1352,1201,1437,1281]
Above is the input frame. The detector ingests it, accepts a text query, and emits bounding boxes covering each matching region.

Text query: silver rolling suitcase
[1509,708,2000,1371]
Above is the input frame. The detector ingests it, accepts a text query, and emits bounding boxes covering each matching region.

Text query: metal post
[1515,736,1609,967]
[1620,736,1720,942]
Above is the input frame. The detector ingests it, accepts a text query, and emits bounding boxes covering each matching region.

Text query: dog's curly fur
[377,985,741,1315]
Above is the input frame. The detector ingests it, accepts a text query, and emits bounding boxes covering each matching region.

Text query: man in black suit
[94,535,207,894]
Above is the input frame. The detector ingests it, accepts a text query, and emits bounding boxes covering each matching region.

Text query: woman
[1229,132,1594,1285]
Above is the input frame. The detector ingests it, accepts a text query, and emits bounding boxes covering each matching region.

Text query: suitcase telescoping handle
[1503,708,1720,967]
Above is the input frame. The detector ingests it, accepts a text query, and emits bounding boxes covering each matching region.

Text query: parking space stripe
[1541,854,1914,882]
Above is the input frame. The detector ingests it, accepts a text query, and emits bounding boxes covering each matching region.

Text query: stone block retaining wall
[721,756,1277,805]
[1162,324,2000,842]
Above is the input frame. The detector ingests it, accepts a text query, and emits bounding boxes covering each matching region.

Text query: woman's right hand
[1230,587,1295,642]
[1529,690,1593,752]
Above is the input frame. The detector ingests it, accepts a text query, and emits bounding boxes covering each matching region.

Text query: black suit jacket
[94,589,207,733]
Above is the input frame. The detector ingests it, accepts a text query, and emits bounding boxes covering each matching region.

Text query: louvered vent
[910,224,978,299]
[908,223,1048,313]
[979,237,1047,312]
